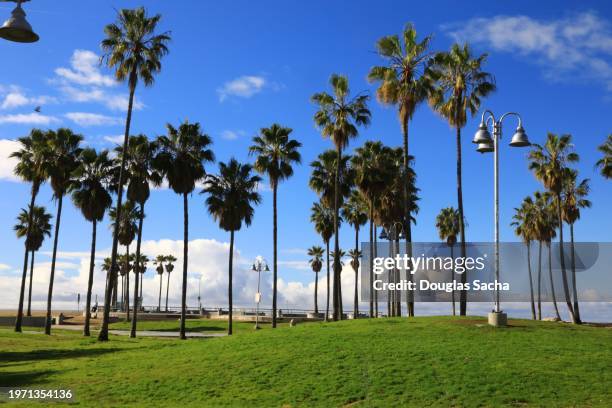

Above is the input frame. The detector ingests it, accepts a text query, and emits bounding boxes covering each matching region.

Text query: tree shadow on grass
[0,348,119,364]
[1,369,58,387]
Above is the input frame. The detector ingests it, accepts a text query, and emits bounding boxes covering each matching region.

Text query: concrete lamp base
[488,311,507,327]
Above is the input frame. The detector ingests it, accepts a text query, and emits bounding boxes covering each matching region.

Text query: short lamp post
[473,110,530,327]
[251,256,269,330]
[0,0,38,43]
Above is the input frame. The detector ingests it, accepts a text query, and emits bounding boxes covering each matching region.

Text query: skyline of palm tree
[596,135,611,179]
[310,201,336,321]
[511,198,537,320]
[435,206,460,316]
[307,245,324,314]
[249,123,302,328]
[164,255,177,312]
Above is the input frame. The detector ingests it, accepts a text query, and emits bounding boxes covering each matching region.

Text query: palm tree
[351,141,394,317]
[368,24,434,316]
[429,43,496,316]
[529,133,578,323]
[71,148,113,336]
[342,191,368,318]
[309,150,354,209]
[562,169,591,324]
[203,159,262,335]
[164,255,177,312]
[310,201,336,321]
[435,207,460,316]
[348,248,362,318]
[596,134,611,179]
[249,124,301,328]
[10,129,49,332]
[312,74,370,320]
[109,201,139,320]
[99,6,170,342]
[117,135,162,337]
[44,128,83,335]
[13,206,52,318]
[133,254,149,308]
[307,246,324,314]
[153,255,166,311]
[154,121,214,339]
[101,257,113,300]
[511,198,537,320]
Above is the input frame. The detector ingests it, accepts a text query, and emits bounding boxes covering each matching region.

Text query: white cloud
[103,134,124,144]
[0,263,11,271]
[1,90,57,110]
[60,85,143,112]
[0,112,60,125]
[65,112,122,127]
[220,130,245,140]
[0,139,19,182]
[54,50,116,87]
[444,12,612,91]
[217,75,267,101]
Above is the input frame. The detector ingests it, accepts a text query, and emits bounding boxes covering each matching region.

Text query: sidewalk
[46,324,226,338]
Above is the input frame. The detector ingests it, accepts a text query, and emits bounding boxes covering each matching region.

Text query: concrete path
[46,324,226,338]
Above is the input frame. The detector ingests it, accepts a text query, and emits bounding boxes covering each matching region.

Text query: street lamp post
[251,256,270,330]
[473,110,530,327]
[380,222,405,317]
[0,0,38,43]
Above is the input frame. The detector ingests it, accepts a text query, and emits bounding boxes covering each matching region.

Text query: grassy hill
[1,316,610,407]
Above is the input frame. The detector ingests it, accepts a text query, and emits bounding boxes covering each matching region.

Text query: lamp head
[265,264,270,272]
[379,228,388,240]
[509,125,530,147]
[476,143,494,153]
[0,1,38,43]
[473,121,493,145]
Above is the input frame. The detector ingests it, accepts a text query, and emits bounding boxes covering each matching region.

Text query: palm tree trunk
[27,250,35,317]
[570,223,581,324]
[332,145,342,321]
[228,230,235,335]
[314,271,318,314]
[158,273,163,312]
[450,244,455,316]
[526,242,536,320]
[537,241,542,320]
[395,238,401,317]
[131,204,145,338]
[402,115,415,318]
[387,239,392,316]
[369,206,374,318]
[45,194,63,335]
[455,126,468,316]
[272,184,278,328]
[353,226,359,319]
[125,246,130,321]
[548,242,561,320]
[180,193,188,340]
[15,184,37,332]
[374,225,378,317]
[84,220,97,336]
[556,196,575,322]
[165,271,170,312]
[325,240,330,321]
[98,76,136,342]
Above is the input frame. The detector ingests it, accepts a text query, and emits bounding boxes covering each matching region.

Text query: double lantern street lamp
[251,256,269,330]
[0,0,39,43]
[473,110,530,327]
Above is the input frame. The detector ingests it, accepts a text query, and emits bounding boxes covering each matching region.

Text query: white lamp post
[251,256,269,330]
[0,0,38,43]
[473,110,530,326]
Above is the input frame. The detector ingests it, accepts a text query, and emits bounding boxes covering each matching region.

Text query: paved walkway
[46,325,225,338]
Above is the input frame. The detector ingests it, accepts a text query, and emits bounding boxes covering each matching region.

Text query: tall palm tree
[109,201,139,319]
[13,206,52,318]
[528,133,578,323]
[71,148,113,336]
[562,169,591,324]
[435,207,460,316]
[368,24,434,316]
[309,150,354,209]
[117,135,162,337]
[596,134,611,179]
[133,254,149,308]
[153,255,166,311]
[312,74,370,320]
[307,246,324,314]
[310,202,336,320]
[99,7,170,342]
[342,191,368,318]
[101,257,112,300]
[351,141,394,317]
[164,255,177,312]
[10,129,49,332]
[348,248,362,318]
[429,43,496,316]
[511,198,537,320]
[154,121,214,339]
[249,124,301,328]
[203,159,262,335]
[44,128,83,335]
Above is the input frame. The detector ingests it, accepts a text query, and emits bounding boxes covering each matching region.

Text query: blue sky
[0,1,610,311]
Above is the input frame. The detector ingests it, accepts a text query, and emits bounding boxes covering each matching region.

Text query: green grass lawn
[1,316,610,407]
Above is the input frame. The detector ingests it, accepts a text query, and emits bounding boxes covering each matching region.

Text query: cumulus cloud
[0,139,20,182]
[0,89,57,110]
[65,112,123,127]
[443,11,612,91]
[0,112,60,125]
[217,75,267,101]
[103,134,124,144]
[54,50,116,87]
